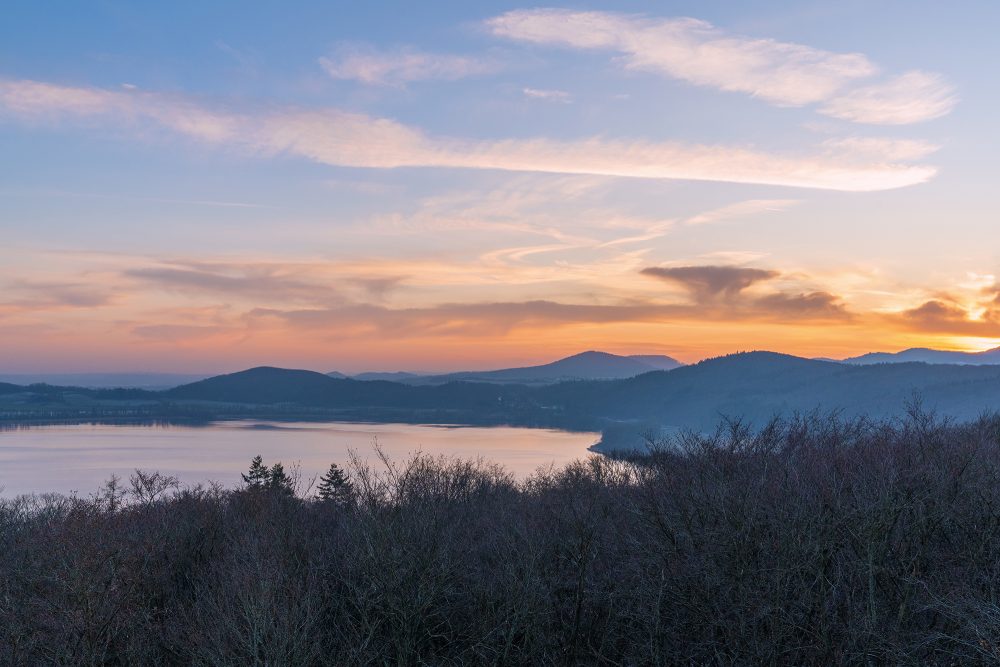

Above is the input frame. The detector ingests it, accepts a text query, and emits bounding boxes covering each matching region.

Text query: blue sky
[1,1,998,372]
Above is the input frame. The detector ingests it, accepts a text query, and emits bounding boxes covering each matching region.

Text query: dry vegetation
[3,409,1000,664]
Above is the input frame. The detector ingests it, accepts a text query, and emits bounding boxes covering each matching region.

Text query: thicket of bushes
[3,410,1000,665]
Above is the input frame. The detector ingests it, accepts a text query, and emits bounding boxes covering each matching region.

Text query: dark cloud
[896,299,1000,336]
[905,300,967,324]
[640,265,779,302]
[754,291,849,319]
[640,265,848,321]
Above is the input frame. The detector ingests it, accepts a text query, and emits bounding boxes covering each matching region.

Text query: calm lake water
[0,421,600,496]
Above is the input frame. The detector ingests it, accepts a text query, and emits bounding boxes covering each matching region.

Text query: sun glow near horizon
[1,2,998,373]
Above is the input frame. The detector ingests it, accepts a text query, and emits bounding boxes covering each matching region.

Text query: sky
[1,1,998,373]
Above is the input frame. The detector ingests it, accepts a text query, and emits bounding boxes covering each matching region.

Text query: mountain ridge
[330,350,683,385]
[843,346,1000,365]
[5,352,1000,453]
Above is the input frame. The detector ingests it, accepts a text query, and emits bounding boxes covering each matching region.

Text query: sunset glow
[2,2,996,373]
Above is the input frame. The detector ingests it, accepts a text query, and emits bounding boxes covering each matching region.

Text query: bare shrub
[2,411,1000,664]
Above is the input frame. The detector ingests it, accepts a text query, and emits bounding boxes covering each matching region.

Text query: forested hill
[843,346,1000,365]
[535,352,1000,443]
[3,353,1000,446]
[163,352,1000,434]
[342,350,683,385]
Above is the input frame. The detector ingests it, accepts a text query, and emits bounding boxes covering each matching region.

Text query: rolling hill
[844,346,1000,365]
[0,373,208,389]
[6,352,1000,452]
[340,351,684,385]
[161,353,1000,437]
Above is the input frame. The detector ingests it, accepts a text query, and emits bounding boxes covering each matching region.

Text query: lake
[0,420,601,496]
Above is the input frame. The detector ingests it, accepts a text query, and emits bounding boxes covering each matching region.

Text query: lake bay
[0,421,600,496]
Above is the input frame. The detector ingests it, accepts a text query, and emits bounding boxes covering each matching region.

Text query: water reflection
[0,420,599,496]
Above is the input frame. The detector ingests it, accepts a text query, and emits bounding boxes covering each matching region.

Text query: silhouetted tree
[268,462,294,496]
[129,469,179,505]
[241,455,270,490]
[9,412,1000,664]
[316,462,353,506]
[94,473,127,511]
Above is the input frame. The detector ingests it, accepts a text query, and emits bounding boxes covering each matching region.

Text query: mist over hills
[843,346,1000,365]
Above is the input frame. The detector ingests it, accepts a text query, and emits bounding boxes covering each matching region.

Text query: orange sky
[2,5,999,373]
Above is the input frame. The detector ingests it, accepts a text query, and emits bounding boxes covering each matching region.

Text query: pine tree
[241,455,270,490]
[268,462,295,496]
[317,462,354,506]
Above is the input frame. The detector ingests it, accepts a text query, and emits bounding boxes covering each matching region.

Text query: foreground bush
[2,411,1000,664]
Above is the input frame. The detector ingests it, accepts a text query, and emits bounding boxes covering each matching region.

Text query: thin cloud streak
[487,9,874,106]
[0,78,938,191]
[249,287,851,340]
[0,280,115,313]
[523,87,572,103]
[319,43,499,86]
[125,265,344,305]
[820,71,958,125]
[486,9,956,125]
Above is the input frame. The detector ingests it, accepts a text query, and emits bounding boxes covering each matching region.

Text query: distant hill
[164,366,532,415]
[537,352,1000,449]
[396,351,683,385]
[843,347,1000,365]
[350,371,422,382]
[6,353,1000,454]
[162,352,1000,438]
[168,367,346,404]
[0,372,207,389]
[0,382,24,396]
[625,355,685,371]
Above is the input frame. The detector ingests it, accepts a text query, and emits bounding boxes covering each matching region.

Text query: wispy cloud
[124,261,346,305]
[523,87,572,103]
[820,71,957,125]
[249,301,682,337]
[0,280,114,313]
[0,78,939,191]
[230,262,855,340]
[820,137,939,162]
[486,9,956,125]
[132,323,239,342]
[487,9,872,106]
[251,282,851,339]
[319,43,498,86]
[683,199,799,226]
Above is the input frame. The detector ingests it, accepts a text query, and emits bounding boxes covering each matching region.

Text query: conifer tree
[317,462,354,506]
[242,455,270,490]
[268,462,295,496]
